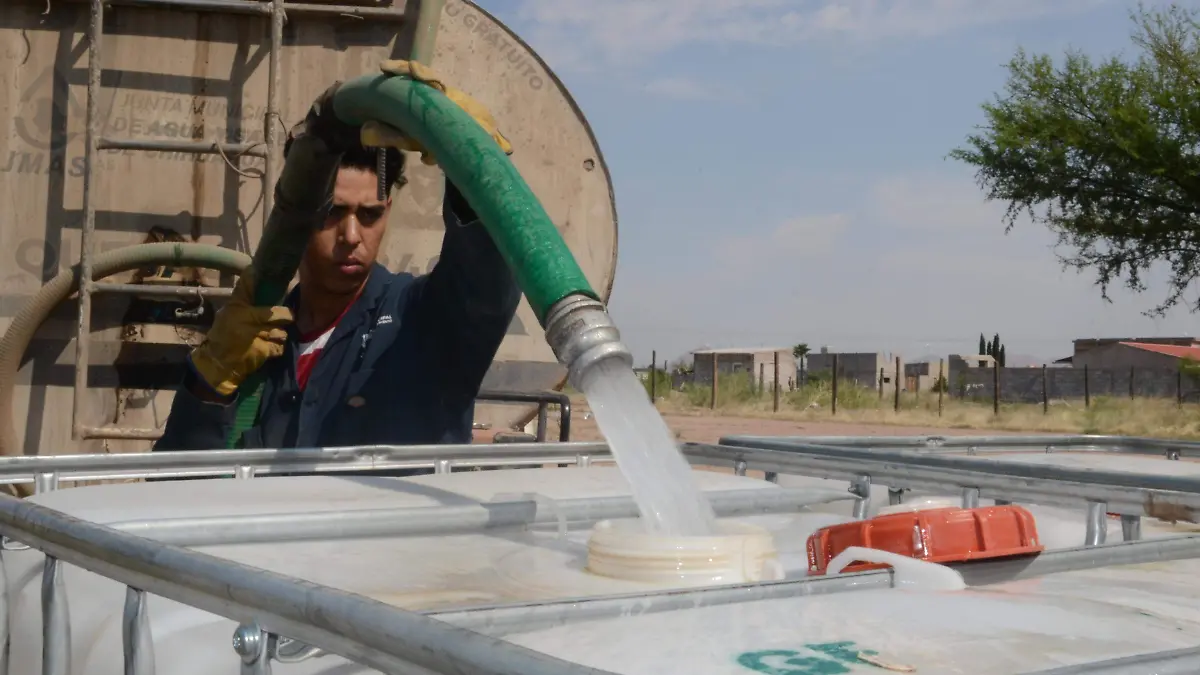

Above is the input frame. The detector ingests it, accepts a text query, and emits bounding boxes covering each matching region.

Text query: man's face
[300,167,389,296]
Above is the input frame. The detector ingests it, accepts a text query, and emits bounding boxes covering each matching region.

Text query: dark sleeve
[153,361,238,451]
[409,179,522,407]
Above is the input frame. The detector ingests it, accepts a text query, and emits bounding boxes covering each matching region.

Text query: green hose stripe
[332,74,598,323]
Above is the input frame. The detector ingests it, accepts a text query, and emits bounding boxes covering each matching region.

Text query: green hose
[229,130,345,448]
[332,74,599,323]
[0,243,251,495]
[226,71,601,447]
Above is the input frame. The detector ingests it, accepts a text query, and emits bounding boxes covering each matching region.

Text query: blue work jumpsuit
[154,182,522,451]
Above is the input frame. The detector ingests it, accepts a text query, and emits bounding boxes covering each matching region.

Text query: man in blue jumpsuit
[154,72,522,451]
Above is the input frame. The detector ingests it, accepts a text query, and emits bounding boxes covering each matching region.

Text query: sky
[478,0,1200,366]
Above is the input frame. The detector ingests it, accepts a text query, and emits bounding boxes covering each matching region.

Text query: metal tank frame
[3,435,1200,673]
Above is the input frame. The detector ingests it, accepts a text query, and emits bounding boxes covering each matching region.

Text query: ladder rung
[283,2,406,19]
[92,283,234,299]
[79,426,163,441]
[103,0,407,20]
[105,0,270,15]
[98,138,267,158]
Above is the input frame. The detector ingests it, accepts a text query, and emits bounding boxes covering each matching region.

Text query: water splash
[576,359,717,536]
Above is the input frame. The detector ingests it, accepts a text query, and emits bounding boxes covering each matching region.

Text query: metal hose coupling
[544,294,633,387]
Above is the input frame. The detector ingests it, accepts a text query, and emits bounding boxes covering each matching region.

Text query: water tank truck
[0,0,619,473]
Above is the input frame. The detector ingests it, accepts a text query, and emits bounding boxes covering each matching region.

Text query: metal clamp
[233,623,274,675]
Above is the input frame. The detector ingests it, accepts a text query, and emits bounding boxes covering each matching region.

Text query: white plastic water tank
[4,468,847,675]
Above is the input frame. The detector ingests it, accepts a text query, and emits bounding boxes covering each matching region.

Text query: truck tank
[0,0,617,457]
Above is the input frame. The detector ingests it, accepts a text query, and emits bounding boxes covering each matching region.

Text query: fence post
[710,352,718,409]
[1084,365,1090,408]
[878,368,884,400]
[663,360,669,394]
[1129,366,1134,400]
[650,350,657,402]
[937,359,944,417]
[894,356,901,413]
[773,352,781,412]
[992,360,1000,415]
[832,354,840,416]
[1042,364,1048,415]
[758,363,765,396]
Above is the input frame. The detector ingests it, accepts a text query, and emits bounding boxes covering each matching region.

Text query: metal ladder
[71,0,410,442]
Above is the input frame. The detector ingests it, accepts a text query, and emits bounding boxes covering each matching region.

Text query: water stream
[576,359,718,536]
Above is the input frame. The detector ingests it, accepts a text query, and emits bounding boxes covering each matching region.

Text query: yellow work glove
[189,268,293,397]
[365,60,513,165]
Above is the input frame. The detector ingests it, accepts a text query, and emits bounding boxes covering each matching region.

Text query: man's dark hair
[340,143,407,193]
[283,129,407,193]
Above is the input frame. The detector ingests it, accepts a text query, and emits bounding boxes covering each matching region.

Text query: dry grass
[637,376,1200,439]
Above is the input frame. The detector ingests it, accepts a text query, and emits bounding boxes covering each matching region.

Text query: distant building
[1072,341,1200,370]
[691,348,796,388]
[1060,337,1199,366]
[806,348,904,390]
[905,361,947,392]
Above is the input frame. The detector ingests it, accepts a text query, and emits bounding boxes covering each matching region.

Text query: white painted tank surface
[3,468,851,675]
[501,559,1200,674]
[6,465,1200,674]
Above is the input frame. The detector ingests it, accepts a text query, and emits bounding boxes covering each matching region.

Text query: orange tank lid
[806,505,1043,575]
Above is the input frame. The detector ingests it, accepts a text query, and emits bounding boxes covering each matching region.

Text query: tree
[950,4,1200,315]
[978,333,987,356]
[792,343,811,360]
[998,344,1007,367]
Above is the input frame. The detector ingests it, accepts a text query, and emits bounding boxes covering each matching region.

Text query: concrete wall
[692,350,793,387]
[954,367,1196,402]
[807,352,904,389]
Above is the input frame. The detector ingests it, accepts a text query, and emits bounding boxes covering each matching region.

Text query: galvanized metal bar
[105,0,271,14]
[961,486,980,509]
[0,495,617,675]
[34,473,59,494]
[1121,514,1142,542]
[727,433,1200,458]
[434,571,895,637]
[73,0,106,441]
[97,138,266,157]
[438,535,1200,638]
[535,405,548,443]
[0,443,612,484]
[40,557,70,675]
[693,441,1200,520]
[849,475,870,520]
[1020,645,1200,675]
[91,283,233,299]
[953,534,1200,586]
[408,0,446,64]
[122,587,154,675]
[277,2,406,18]
[107,0,406,18]
[263,0,284,219]
[1085,501,1108,546]
[108,487,853,547]
[0,547,9,675]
